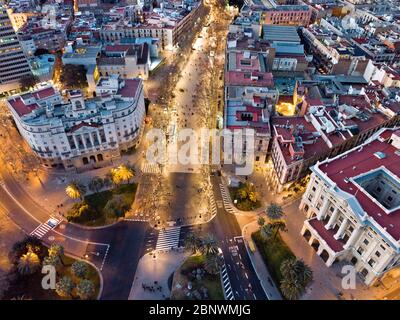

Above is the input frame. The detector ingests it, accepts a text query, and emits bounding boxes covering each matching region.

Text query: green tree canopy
[55,276,75,298]
[71,260,89,279]
[76,279,95,300]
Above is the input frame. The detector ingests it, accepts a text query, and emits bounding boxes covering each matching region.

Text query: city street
[0,0,267,301]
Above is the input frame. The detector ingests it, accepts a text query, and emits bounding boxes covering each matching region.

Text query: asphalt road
[0,166,152,300]
[178,175,268,300]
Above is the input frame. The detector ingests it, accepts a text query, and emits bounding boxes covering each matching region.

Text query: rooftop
[319,128,400,241]
[262,25,300,43]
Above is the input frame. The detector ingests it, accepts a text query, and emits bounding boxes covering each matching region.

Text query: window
[368,259,376,267]
[375,251,381,258]
[312,186,316,192]
[363,239,369,246]
[357,247,364,255]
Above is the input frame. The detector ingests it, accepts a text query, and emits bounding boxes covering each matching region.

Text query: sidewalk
[242,221,282,300]
[128,250,188,300]
[280,199,388,300]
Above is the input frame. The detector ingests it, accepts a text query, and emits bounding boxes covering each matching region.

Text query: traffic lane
[209,175,267,300]
[235,240,267,300]
[58,220,107,241]
[0,170,52,223]
[95,221,149,300]
[143,227,158,255]
[44,229,109,269]
[219,237,263,300]
[0,185,40,233]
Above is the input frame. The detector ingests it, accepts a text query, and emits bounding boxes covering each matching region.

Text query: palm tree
[88,177,104,193]
[76,279,95,300]
[71,260,88,279]
[109,168,122,186]
[280,277,305,300]
[200,234,219,257]
[248,191,258,203]
[260,223,273,240]
[17,249,40,275]
[238,188,247,200]
[66,180,86,201]
[204,253,223,275]
[280,258,313,300]
[117,164,135,183]
[43,255,61,269]
[48,244,65,266]
[184,233,202,254]
[270,221,287,239]
[265,203,284,221]
[257,216,265,228]
[103,175,112,189]
[55,276,75,298]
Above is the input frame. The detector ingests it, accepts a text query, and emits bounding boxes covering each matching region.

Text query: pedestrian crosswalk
[124,218,148,222]
[155,226,181,251]
[141,163,162,174]
[219,184,237,214]
[210,193,217,217]
[30,217,61,239]
[221,264,234,300]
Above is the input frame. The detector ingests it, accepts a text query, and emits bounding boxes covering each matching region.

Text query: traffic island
[66,183,138,227]
[170,255,224,300]
[229,182,261,211]
[3,237,101,300]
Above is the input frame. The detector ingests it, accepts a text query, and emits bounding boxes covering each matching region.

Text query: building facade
[0,4,32,93]
[6,76,145,170]
[263,5,312,26]
[299,128,400,285]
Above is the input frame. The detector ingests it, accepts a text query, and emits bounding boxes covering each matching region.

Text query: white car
[47,218,59,228]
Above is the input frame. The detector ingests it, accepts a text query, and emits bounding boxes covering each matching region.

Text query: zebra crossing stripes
[141,163,162,174]
[210,193,217,216]
[124,218,147,222]
[155,227,181,251]
[219,184,237,214]
[221,265,234,300]
[30,217,61,239]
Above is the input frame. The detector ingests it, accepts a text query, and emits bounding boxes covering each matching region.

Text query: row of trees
[257,203,313,300]
[65,164,135,200]
[184,233,223,275]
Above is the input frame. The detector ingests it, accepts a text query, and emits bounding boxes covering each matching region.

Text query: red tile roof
[117,79,141,98]
[225,71,274,87]
[8,98,39,117]
[104,45,131,52]
[272,116,329,165]
[309,218,345,252]
[70,122,100,133]
[32,87,56,100]
[320,128,400,240]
